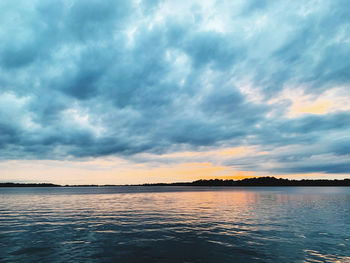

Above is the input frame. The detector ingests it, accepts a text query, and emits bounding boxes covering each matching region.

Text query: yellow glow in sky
[290,99,332,117]
[0,158,348,185]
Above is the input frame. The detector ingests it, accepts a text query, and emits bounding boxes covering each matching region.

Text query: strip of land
[143,177,350,186]
[1,177,350,187]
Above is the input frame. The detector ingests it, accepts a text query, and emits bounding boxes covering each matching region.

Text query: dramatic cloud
[0,0,350,181]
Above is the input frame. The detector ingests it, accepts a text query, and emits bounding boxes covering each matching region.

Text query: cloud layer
[1,0,350,178]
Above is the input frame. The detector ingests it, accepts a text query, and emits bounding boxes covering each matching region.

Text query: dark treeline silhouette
[64,185,99,187]
[0,183,104,187]
[0,183,60,187]
[1,177,350,187]
[142,177,350,187]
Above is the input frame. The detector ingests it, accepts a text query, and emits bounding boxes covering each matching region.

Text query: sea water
[0,186,349,262]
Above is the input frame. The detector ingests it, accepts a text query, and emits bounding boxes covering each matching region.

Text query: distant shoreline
[1,177,350,187]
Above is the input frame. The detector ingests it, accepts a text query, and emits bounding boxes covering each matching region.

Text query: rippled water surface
[0,186,349,262]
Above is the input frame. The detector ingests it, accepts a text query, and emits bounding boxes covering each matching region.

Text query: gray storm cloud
[0,0,350,174]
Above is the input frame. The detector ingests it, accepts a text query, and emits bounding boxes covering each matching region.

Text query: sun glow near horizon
[1,155,348,185]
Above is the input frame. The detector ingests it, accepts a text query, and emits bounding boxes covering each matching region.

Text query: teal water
[0,187,349,262]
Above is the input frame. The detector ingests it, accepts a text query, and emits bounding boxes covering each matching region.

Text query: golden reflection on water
[304,249,350,263]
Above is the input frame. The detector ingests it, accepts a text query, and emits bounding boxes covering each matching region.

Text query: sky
[1,0,350,184]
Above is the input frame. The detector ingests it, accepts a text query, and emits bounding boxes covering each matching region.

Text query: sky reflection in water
[0,187,349,262]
